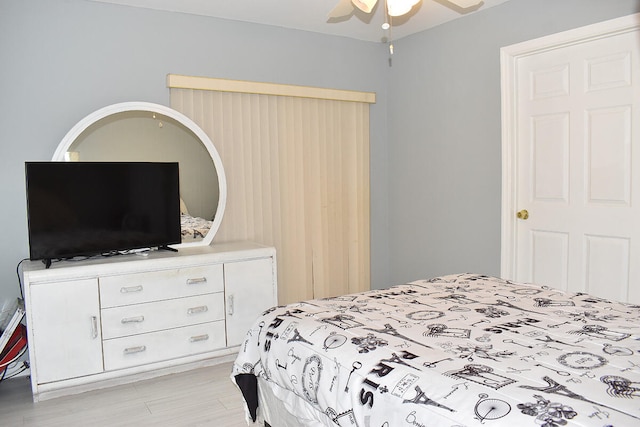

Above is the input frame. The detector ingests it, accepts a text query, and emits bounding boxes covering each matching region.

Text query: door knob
[517,209,529,220]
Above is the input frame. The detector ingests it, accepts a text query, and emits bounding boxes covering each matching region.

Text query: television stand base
[158,245,178,253]
[42,259,52,269]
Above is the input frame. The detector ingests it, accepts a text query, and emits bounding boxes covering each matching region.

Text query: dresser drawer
[103,321,225,371]
[100,264,223,308]
[101,293,224,339]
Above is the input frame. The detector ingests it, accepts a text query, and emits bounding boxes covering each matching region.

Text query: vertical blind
[169,75,374,304]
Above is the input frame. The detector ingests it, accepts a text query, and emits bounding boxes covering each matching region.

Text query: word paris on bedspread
[232,273,640,426]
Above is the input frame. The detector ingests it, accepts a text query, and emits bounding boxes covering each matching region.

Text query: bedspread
[180,214,211,241]
[232,273,640,426]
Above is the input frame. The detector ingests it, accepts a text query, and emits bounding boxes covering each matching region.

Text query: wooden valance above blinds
[167,74,376,104]
[168,74,374,304]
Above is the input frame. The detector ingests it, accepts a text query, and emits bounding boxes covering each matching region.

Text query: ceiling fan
[329,0,484,19]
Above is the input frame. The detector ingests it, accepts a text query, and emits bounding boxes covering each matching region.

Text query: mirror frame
[52,101,227,248]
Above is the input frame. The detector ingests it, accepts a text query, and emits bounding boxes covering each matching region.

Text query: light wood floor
[0,362,249,426]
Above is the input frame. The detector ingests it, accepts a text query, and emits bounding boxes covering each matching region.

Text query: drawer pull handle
[120,285,143,293]
[227,294,234,316]
[190,334,209,342]
[121,315,145,324]
[91,316,98,339]
[187,306,208,315]
[123,345,146,355]
[186,277,207,285]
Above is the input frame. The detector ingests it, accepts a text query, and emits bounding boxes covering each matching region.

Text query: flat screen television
[25,161,181,267]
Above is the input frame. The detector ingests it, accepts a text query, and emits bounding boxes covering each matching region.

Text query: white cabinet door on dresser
[29,278,103,384]
[225,258,278,347]
[22,242,276,401]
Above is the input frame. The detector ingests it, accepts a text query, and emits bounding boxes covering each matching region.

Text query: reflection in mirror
[53,102,226,247]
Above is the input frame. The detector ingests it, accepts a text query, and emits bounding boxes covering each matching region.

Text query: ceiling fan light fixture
[351,0,378,14]
[386,0,420,17]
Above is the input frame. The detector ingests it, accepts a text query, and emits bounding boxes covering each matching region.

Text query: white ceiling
[87,0,513,42]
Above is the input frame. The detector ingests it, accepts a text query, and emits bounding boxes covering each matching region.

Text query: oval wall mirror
[52,101,227,248]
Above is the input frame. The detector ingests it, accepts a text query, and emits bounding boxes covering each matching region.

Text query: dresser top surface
[22,241,275,282]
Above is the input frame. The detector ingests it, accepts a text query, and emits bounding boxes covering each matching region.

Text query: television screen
[25,161,181,264]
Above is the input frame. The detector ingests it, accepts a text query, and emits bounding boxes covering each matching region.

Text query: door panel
[585,235,630,301]
[531,230,568,289]
[30,279,103,383]
[587,106,631,204]
[531,113,569,202]
[224,257,276,347]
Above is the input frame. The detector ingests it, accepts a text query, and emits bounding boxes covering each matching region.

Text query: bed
[179,198,213,241]
[180,213,212,241]
[231,273,640,426]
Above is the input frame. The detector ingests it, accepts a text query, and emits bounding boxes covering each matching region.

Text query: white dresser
[21,241,277,401]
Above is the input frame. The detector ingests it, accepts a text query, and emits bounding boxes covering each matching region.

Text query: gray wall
[1,0,638,303]
[387,0,639,284]
[0,0,389,302]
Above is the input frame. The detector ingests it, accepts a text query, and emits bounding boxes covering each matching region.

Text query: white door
[224,257,277,347]
[29,278,103,383]
[501,14,640,303]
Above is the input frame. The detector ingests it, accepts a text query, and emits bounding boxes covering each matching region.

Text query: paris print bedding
[180,214,212,241]
[232,273,640,426]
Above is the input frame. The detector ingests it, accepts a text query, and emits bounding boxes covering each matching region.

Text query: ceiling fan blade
[352,0,378,14]
[446,0,483,8]
[328,0,357,18]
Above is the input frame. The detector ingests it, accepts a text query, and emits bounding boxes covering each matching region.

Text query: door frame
[499,13,640,280]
